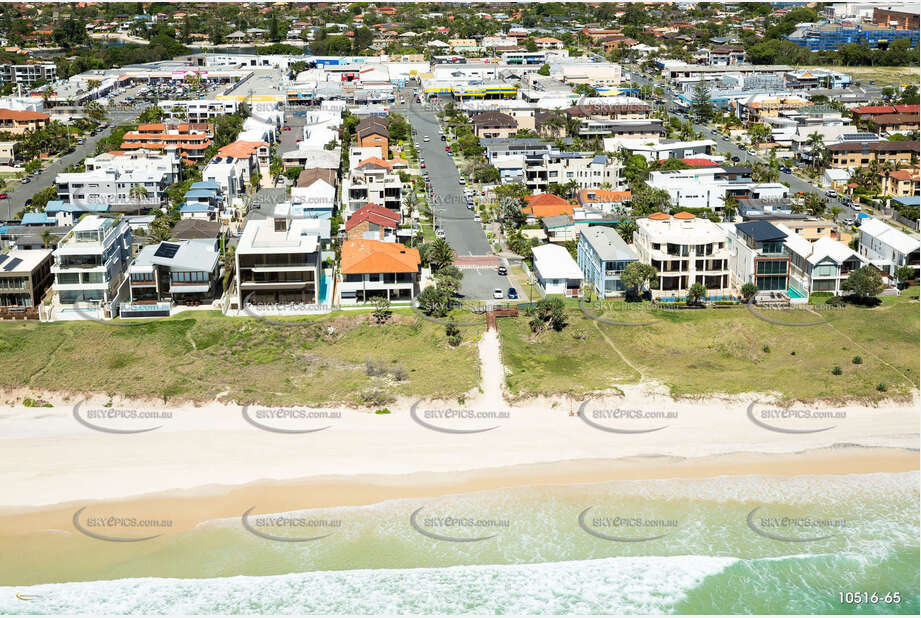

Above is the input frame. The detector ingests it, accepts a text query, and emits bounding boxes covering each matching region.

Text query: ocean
[2,472,918,614]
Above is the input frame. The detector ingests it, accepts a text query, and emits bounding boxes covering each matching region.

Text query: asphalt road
[627,65,857,223]
[399,89,513,300]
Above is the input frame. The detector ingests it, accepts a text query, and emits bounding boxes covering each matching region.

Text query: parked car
[441,135,447,141]
[493,288,504,299]
[20,177,29,184]
[473,214,481,222]
[420,162,426,168]
[283,126,292,131]
[24,198,31,206]
[497,265,507,275]
[445,146,451,152]
[731,155,740,162]
[851,204,862,212]
[423,136,430,142]
[0,193,7,199]
[825,190,837,198]
[507,287,518,300]
[843,217,856,226]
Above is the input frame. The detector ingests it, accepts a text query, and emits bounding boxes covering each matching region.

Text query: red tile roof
[522,193,574,218]
[345,203,402,232]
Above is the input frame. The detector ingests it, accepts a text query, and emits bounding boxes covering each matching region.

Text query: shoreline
[1,447,917,538]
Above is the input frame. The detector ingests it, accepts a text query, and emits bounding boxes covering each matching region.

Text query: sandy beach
[0,380,917,510]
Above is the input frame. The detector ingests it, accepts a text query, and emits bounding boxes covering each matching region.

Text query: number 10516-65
[840,592,901,604]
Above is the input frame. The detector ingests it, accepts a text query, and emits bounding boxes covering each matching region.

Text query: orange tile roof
[673,211,696,219]
[217,140,269,158]
[340,240,420,275]
[522,193,574,218]
[0,108,50,121]
[648,212,671,220]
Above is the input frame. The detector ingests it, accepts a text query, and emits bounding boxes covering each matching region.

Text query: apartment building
[235,213,322,307]
[786,23,919,51]
[55,168,168,211]
[647,166,787,215]
[826,140,919,168]
[707,45,746,65]
[633,212,731,300]
[472,111,518,139]
[120,123,213,162]
[51,216,132,316]
[603,137,717,162]
[857,217,920,277]
[0,249,53,315]
[778,225,867,295]
[0,63,57,86]
[158,99,239,122]
[85,149,182,185]
[123,239,221,317]
[339,239,420,304]
[880,168,921,197]
[510,151,625,193]
[342,157,403,216]
[731,94,813,124]
[577,226,639,298]
[0,108,50,135]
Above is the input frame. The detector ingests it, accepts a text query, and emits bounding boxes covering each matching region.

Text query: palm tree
[806,132,825,171]
[426,238,456,271]
[129,186,150,215]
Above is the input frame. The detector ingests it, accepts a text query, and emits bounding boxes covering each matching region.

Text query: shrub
[852,355,863,364]
[445,322,462,347]
[762,344,771,353]
[832,365,842,375]
[374,408,391,414]
[876,383,887,392]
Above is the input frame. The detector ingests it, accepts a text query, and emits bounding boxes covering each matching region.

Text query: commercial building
[786,22,919,51]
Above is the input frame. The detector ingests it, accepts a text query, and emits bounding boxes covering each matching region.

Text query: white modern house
[122,239,221,317]
[633,212,732,300]
[55,168,169,211]
[532,243,584,297]
[857,217,920,278]
[235,212,323,308]
[51,216,132,319]
[577,226,639,298]
[777,224,867,295]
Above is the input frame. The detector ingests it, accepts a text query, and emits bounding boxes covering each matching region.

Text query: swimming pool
[787,286,806,299]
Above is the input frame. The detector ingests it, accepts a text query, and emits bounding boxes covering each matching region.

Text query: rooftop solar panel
[0,254,7,266]
[154,243,180,259]
[3,257,22,271]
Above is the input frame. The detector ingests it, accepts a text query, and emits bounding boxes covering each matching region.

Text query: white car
[435,229,446,239]
[423,136,430,142]
[851,204,862,212]
[493,288,504,299]
[473,214,481,222]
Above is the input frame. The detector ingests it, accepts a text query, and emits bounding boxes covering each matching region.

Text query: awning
[170,285,210,294]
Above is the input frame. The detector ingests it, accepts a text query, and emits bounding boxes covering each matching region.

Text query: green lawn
[499,309,638,398]
[0,310,483,406]
[801,65,919,87]
[500,291,919,403]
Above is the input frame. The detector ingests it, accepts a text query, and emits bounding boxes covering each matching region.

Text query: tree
[843,265,884,299]
[691,81,713,122]
[741,282,758,301]
[630,184,671,216]
[616,219,637,243]
[621,262,658,297]
[528,297,567,335]
[893,265,916,289]
[425,238,456,271]
[537,63,550,76]
[138,105,164,123]
[129,186,150,215]
[747,123,770,146]
[371,297,392,323]
[687,282,707,305]
[85,101,107,122]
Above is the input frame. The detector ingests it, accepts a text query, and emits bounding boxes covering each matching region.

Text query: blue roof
[184,189,218,198]
[191,181,221,190]
[21,212,56,225]
[893,196,920,206]
[180,202,212,213]
[45,201,110,214]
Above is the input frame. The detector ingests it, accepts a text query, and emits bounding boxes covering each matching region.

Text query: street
[400,89,514,300]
